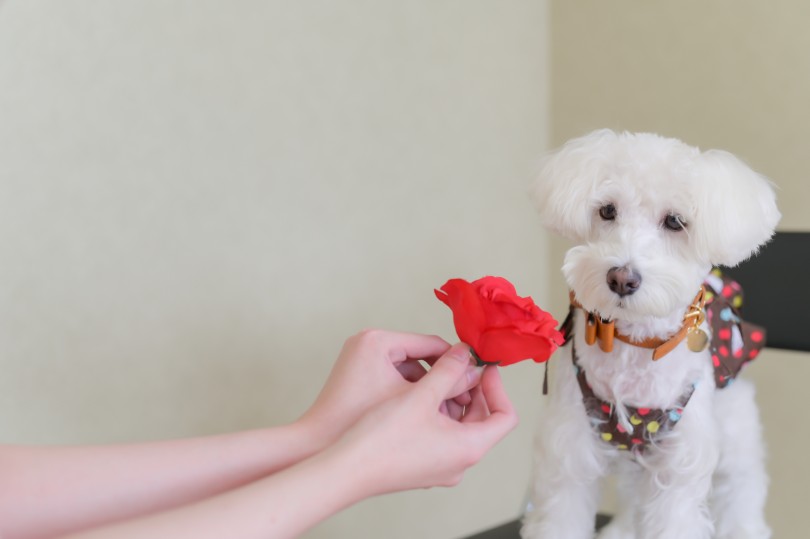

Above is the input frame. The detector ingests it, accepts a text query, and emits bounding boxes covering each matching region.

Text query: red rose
[435,276,564,366]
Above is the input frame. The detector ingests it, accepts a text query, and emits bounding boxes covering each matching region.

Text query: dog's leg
[710,379,771,539]
[596,461,641,539]
[634,385,719,539]
[522,357,606,539]
[522,408,604,539]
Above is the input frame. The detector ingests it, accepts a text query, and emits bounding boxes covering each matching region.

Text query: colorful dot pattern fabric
[572,345,695,452]
[703,269,766,389]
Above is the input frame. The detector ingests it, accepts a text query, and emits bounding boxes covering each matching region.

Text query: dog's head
[533,129,780,323]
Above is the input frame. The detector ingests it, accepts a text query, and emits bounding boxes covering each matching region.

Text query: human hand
[298,330,483,451]
[328,344,518,496]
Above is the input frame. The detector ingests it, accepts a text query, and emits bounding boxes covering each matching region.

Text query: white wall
[0,1,550,537]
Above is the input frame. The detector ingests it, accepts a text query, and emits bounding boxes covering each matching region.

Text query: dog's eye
[598,204,617,221]
[663,214,686,231]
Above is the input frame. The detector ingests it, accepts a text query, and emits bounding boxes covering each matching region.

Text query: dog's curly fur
[522,130,780,539]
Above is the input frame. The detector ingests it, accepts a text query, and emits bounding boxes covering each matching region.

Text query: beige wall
[0,1,549,537]
[550,0,810,230]
[549,2,810,537]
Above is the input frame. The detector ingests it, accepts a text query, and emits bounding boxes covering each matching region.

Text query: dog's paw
[521,520,596,539]
[596,521,636,539]
[716,524,771,539]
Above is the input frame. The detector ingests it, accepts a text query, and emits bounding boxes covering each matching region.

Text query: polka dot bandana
[704,269,766,388]
[573,344,695,452]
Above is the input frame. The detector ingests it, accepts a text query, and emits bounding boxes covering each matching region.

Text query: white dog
[522,130,780,539]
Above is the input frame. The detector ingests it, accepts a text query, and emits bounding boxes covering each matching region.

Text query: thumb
[418,343,474,402]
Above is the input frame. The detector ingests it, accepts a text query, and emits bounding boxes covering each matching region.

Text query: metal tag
[687,327,709,352]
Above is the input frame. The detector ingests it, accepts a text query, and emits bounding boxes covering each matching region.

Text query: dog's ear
[693,150,780,267]
[531,129,618,241]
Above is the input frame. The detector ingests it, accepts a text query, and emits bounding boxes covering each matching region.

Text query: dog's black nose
[607,266,642,297]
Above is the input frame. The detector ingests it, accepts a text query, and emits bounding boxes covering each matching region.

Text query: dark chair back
[724,231,810,352]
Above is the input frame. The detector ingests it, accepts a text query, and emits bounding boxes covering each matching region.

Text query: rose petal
[476,327,560,365]
[435,279,487,349]
[473,276,518,299]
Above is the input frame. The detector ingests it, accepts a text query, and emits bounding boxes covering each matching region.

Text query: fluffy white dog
[522,130,780,539]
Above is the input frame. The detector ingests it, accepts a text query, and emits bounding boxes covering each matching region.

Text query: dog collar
[569,286,708,361]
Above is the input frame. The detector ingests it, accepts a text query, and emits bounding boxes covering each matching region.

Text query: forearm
[62,444,371,539]
[0,422,323,539]
[60,356,517,539]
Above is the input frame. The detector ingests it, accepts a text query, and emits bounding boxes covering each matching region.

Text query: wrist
[314,437,382,503]
[294,406,353,456]
[287,415,331,458]
[246,420,327,478]
[251,440,376,537]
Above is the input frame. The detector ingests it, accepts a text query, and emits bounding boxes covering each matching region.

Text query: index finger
[379,331,452,365]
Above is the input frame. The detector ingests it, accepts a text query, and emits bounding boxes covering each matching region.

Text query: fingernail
[449,344,472,362]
